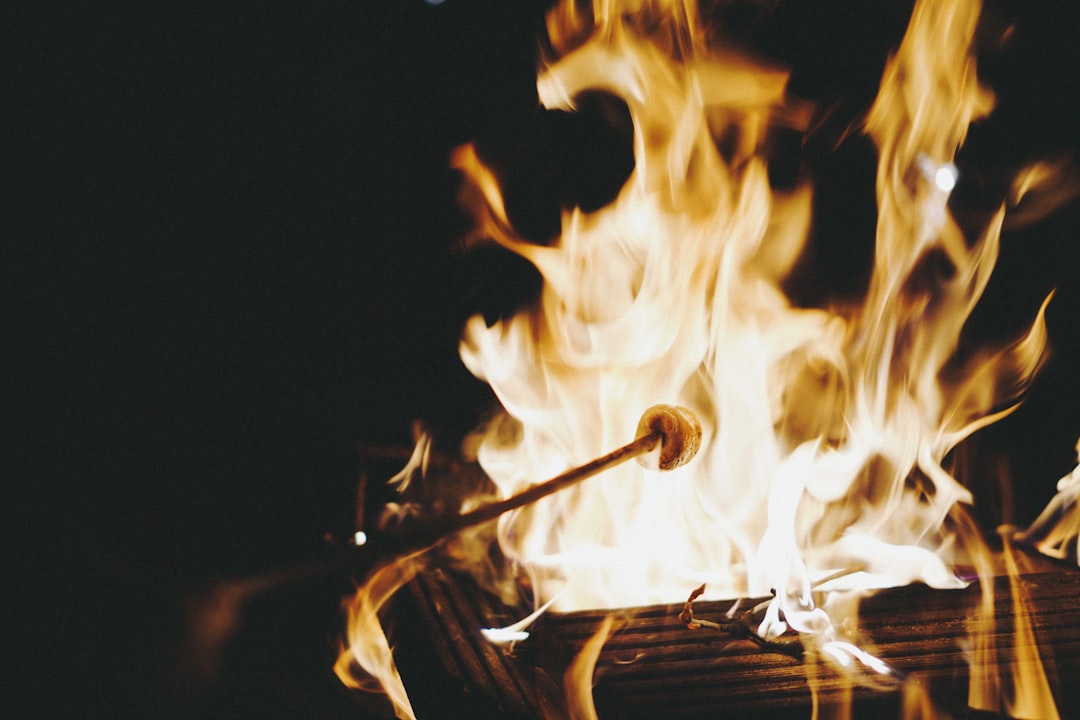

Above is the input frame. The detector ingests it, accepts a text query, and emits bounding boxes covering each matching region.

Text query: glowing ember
[338,0,1068,716]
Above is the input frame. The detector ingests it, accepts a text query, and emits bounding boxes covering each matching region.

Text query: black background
[8,1,1080,717]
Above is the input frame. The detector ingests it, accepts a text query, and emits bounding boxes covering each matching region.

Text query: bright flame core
[455,0,1049,617]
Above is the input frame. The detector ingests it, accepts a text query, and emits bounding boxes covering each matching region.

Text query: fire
[339,0,1067,716]
[1017,439,1080,563]
[458,0,1045,613]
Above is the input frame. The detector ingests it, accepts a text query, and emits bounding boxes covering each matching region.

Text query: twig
[679,583,804,661]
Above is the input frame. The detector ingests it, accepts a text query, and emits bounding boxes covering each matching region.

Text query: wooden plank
[403,568,571,717]
[399,562,1080,718]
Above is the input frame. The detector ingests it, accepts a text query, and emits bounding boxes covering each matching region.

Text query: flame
[1016,438,1080,563]
[335,555,425,720]
[998,535,1060,719]
[340,0,1067,715]
[564,615,618,720]
[458,0,1047,616]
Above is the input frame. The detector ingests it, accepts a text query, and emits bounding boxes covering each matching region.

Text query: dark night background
[8,1,1079,718]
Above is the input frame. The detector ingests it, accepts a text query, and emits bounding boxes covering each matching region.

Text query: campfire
[335,0,1078,717]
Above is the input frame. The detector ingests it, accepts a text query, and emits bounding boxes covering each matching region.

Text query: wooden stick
[363,404,702,563]
[438,431,660,535]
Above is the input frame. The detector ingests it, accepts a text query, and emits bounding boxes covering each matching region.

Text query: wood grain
[399,558,1080,718]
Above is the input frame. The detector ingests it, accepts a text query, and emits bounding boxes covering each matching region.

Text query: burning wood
[336,405,702,713]
[398,557,1080,718]
[679,582,805,661]
[336,0,1077,716]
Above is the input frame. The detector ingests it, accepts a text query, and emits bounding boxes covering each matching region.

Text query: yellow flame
[947,502,1002,713]
[1017,438,1080,562]
[901,677,940,719]
[999,535,1060,719]
[335,555,424,720]
[563,615,618,720]
[457,0,1049,620]
[339,0,1063,714]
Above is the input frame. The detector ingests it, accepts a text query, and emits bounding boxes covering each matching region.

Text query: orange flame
[1017,438,1080,563]
[564,615,618,720]
[457,0,1048,617]
[340,0,1065,715]
[998,535,1060,718]
[335,555,424,720]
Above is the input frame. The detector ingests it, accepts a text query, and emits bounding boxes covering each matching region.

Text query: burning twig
[679,583,804,661]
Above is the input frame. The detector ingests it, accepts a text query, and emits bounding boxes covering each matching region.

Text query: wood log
[396,558,1080,718]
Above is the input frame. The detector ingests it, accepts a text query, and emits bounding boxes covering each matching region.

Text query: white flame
[456,0,1048,618]
[337,0,1063,715]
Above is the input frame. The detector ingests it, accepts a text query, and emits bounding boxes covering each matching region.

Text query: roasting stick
[187,406,703,665]
[208,405,703,593]
[356,404,703,566]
